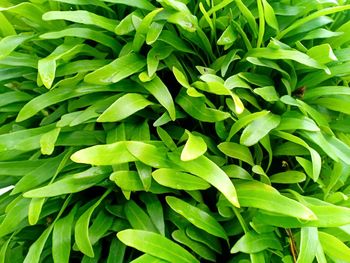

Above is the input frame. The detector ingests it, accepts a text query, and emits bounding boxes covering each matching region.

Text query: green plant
[1,0,350,262]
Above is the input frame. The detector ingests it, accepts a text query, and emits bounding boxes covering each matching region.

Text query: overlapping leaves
[1,0,350,262]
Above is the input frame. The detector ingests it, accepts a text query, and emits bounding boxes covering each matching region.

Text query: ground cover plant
[0,0,350,262]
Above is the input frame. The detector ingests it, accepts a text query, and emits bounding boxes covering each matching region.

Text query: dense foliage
[1,0,350,262]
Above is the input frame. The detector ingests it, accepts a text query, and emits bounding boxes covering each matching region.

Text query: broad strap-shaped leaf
[186,225,222,253]
[168,152,239,207]
[240,112,281,146]
[43,10,117,32]
[12,149,71,194]
[247,47,329,73]
[231,231,282,253]
[270,171,306,184]
[181,130,207,161]
[171,230,216,262]
[117,229,199,263]
[84,53,146,85]
[71,141,137,165]
[40,27,121,51]
[235,181,316,220]
[16,83,127,122]
[152,168,210,190]
[166,196,227,239]
[140,193,165,235]
[97,93,153,122]
[133,8,163,52]
[176,89,230,122]
[0,33,34,59]
[218,142,254,166]
[40,127,61,155]
[139,75,176,120]
[124,200,158,232]
[104,0,155,10]
[74,190,111,257]
[23,167,111,198]
[23,196,71,263]
[110,170,172,193]
[0,198,31,237]
[297,227,318,263]
[53,205,78,263]
[318,231,350,262]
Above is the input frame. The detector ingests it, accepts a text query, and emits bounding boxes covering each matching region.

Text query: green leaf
[319,231,350,262]
[186,225,222,254]
[88,210,114,246]
[23,196,71,263]
[0,233,12,263]
[218,142,254,166]
[253,86,279,102]
[140,193,165,235]
[133,8,163,52]
[107,239,126,263]
[28,198,45,225]
[97,93,153,122]
[276,115,320,132]
[117,229,199,263]
[262,0,279,31]
[71,141,137,165]
[152,168,210,190]
[126,141,172,168]
[12,150,71,194]
[158,31,196,54]
[75,190,111,257]
[23,167,111,198]
[53,205,78,263]
[40,27,121,51]
[110,170,171,193]
[240,113,280,146]
[43,10,117,32]
[104,0,155,10]
[168,152,239,207]
[236,181,316,220]
[147,45,173,77]
[217,25,237,46]
[181,130,207,161]
[139,76,176,120]
[0,197,30,237]
[16,83,127,122]
[0,33,34,59]
[231,231,282,253]
[176,89,230,122]
[172,230,216,261]
[297,227,318,263]
[146,22,164,45]
[269,171,306,184]
[166,196,227,239]
[124,200,158,232]
[307,44,337,64]
[40,127,60,155]
[84,53,146,85]
[247,47,329,73]
[135,161,152,191]
[277,5,350,39]
[131,254,167,263]
[273,131,322,181]
[234,0,258,37]
[227,110,270,141]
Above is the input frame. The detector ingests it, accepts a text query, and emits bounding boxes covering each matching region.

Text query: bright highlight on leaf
[181,130,207,161]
